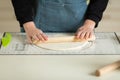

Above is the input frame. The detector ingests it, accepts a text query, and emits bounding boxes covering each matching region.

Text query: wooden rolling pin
[96,60,120,77]
[33,35,96,44]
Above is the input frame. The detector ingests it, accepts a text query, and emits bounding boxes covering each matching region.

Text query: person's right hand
[23,21,48,43]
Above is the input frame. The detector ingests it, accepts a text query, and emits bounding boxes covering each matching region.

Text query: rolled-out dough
[35,41,94,51]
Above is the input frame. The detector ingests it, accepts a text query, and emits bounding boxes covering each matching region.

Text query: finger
[36,33,42,40]
[85,32,90,39]
[89,32,92,38]
[75,26,86,38]
[75,30,83,39]
[38,30,48,41]
[36,34,45,42]
[41,33,48,41]
[32,35,39,41]
[89,31,95,38]
[79,32,86,39]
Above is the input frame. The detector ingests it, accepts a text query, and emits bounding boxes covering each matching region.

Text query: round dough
[35,41,93,51]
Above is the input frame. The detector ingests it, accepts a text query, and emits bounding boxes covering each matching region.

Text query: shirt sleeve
[11,0,34,27]
[86,0,109,27]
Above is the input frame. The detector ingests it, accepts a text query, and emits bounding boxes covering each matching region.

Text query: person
[11,0,108,43]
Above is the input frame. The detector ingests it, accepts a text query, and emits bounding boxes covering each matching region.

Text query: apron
[21,0,88,32]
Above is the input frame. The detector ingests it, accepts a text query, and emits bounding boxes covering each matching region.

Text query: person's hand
[75,19,95,40]
[23,21,48,43]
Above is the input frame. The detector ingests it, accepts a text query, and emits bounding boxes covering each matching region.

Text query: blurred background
[0,0,120,32]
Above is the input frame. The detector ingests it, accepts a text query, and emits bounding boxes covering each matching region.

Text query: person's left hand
[75,19,96,40]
